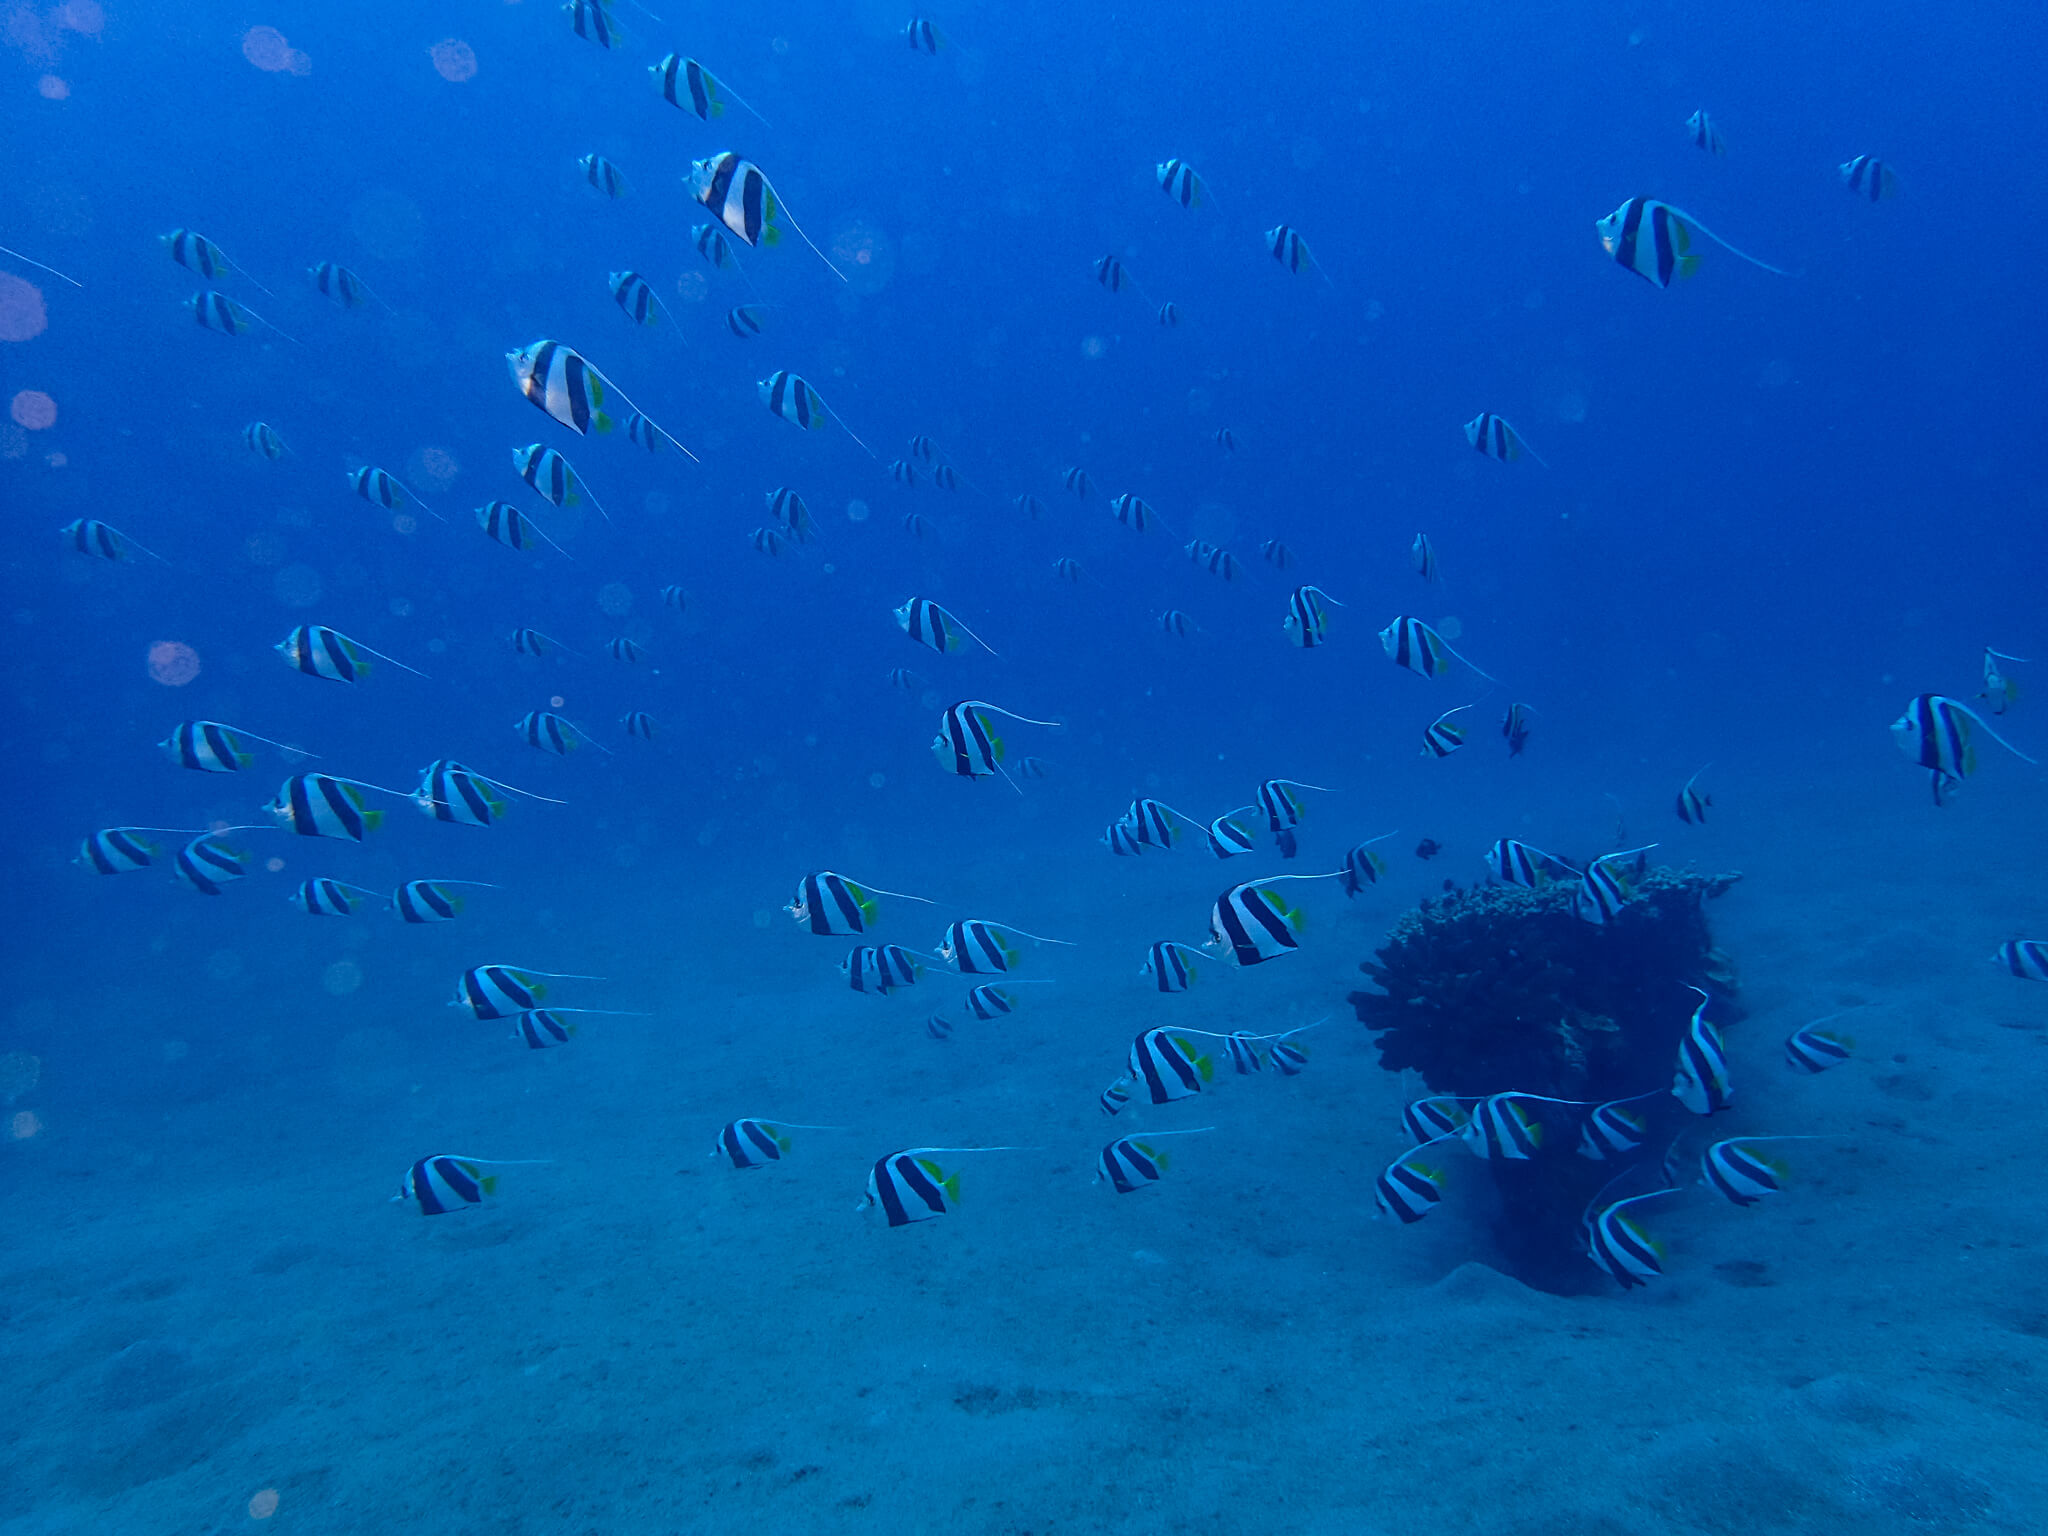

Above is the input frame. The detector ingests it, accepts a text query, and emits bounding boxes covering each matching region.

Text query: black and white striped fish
[937,918,1070,975]
[1158,301,1179,327]
[1784,1019,1855,1072]
[1140,940,1208,993]
[1098,1078,1133,1116]
[173,833,252,895]
[1156,158,1210,209]
[1265,224,1324,279]
[896,597,997,656]
[1421,706,1473,758]
[276,625,425,684]
[1103,821,1145,856]
[1013,492,1047,520]
[511,628,572,658]
[904,17,945,52]
[413,760,541,828]
[608,270,673,328]
[651,54,767,124]
[861,1150,977,1227]
[932,701,1059,787]
[77,827,197,875]
[1576,1098,1652,1160]
[1586,1189,1676,1288]
[397,1155,511,1215]
[1996,940,2048,980]
[1675,767,1712,824]
[161,228,266,290]
[1840,155,1899,201]
[394,879,493,924]
[622,711,655,740]
[451,964,597,1020]
[290,877,382,916]
[269,773,397,841]
[1284,585,1341,648]
[1595,197,1785,288]
[1410,532,1439,583]
[1260,539,1294,569]
[1338,833,1397,896]
[187,289,294,341]
[579,156,627,200]
[1502,702,1533,756]
[726,304,764,338]
[506,339,693,456]
[62,517,163,563]
[1128,1028,1213,1104]
[1378,615,1494,682]
[1464,413,1546,466]
[843,943,926,995]
[1110,492,1160,532]
[1484,838,1575,888]
[1204,809,1259,858]
[689,152,846,279]
[513,444,609,522]
[309,260,377,308]
[695,223,733,270]
[787,870,931,937]
[477,501,567,556]
[1686,109,1725,155]
[1062,466,1092,499]
[1672,986,1733,1114]
[565,0,620,49]
[1098,1129,1212,1194]
[1574,843,1656,925]
[159,720,301,773]
[1374,1146,1450,1223]
[1891,693,2035,803]
[1461,1093,1546,1160]
[514,710,608,756]
[243,421,286,459]
[1403,1096,1469,1144]
[1208,877,1317,966]
[758,370,872,453]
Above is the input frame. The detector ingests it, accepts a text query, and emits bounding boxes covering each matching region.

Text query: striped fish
[1840,155,1898,202]
[1374,1147,1449,1223]
[159,720,296,773]
[1156,158,1209,209]
[1097,1129,1212,1194]
[688,151,846,279]
[393,879,492,924]
[1268,1034,1312,1076]
[1186,541,1242,581]
[187,289,260,337]
[695,223,733,270]
[932,701,1059,787]
[1284,585,1341,648]
[1013,493,1047,520]
[726,304,764,338]
[1260,539,1294,569]
[514,444,610,522]
[905,17,944,52]
[161,228,261,286]
[1403,1096,1470,1144]
[1586,1189,1676,1288]
[661,585,687,612]
[1686,109,1724,155]
[1378,615,1493,681]
[1205,810,1259,858]
[1700,1138,1799,1206]
[843,943,925,995]
[477,501,566,556]
[1158,610,1198,637]
[1502,702,1532,756]
[348,465,412,511]
[1257,780,1326,853]
[901,512,933,539]
[565,0,620,48]
[514,1009,577,1049]
[268,774,391,841]
[412,760,515,827]
[1574,843,1657,925]
[1672,986,1733,1114]
[63,518,162,562]
[767,486,819,543]
[1595,197,1785,287]
[1225,1031,1266,1074]
[1891,693,2035,803]
[1994,940,2048,980]
[515,710,606,756]
[1577,1099,1652,1160]
[1676,767,1711,824]
[1460,1093,1546,1159]
[787,870,930,936]
[890,459,918,487]
[758,370,872,453]
[1785,1020,1855,1072]
[1338,834,1397,896]
[397,1155,505,1215]
[1099,1078,1133,1116]
[1062,466,1091,498]
[1103,820,1145,857]
[1124,798,1193,849]
[506,339,691,457]
[1158,301,1179,327]
[451,964,596,1020]
[243,421,286,459]
[274,626,421,684]
[1094,254,1132,293]
[309,260,375,307]
[1110,492,1159,532]
[925,1013,955,1039]
[1265,223,1323,278]
[714,1119,792,1169]
[1980,647,2026,715]
[622,711,655,740]
[290,877,381,916]
[1141,939,1207,993]
[608,638,642,664]
[862,1150,967,1227]
[1421,706,1473,757]
[937,918,1070,975]
[750,527,787,555]
[1128,1028,1213,1104]
[173,833,250,895]
[1410,532,1439,583]
[77,827,192,875]
[608,270,670,328]
[1207,878,1309,966]
[964,982,1047,1020]
[1484,838,1575,888]
[1464,413,1546,466]
[896,597,997,656]
[651,54,767,124]
[1052,557,1085,582]
[511,628,572,658]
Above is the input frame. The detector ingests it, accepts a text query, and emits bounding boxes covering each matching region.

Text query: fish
[1051,557,1085,582]
[1158,301,1179,327]
[937,919,1071,975]
[1785,1020,1856,1072]
[688,151,846,279]
[1378,616,1495,682]
[932,701,1061,788]
[393,879,494,924]
[515,710,609,756]
[1128,1028,1214,1103]
[843,943,926,995]
[1094,254,1134,293]
[1464,413,1547,466]
[1676,767,1712,824]
[160,228,268,292]
[606,638,642,664]
[1700,1137,1813,1206]
[890,460,918,487]
[1097,1129,1213,1194]
[1460,1093,1546,1159]
[901,512,934,539]
[660,585,687,612]
[931,464,962,491]
[767,487,819,544]
[861,1149,986,1227]
[277,625,424,684]
[726,304,765,338]
[173,833,252,895]
[1410,533,1439,583]
[268,773,395,841]
[1260,539,1294,569]
[1484,838,1576,888]
[511,628,573,658]
[1686,109,1725,155]
[1187,541,1242,581]
[787,870,931,937]
[1993,940,2048,980]
[1156,158,1210,209]
[309,260,378,308]
[514,1009,579,1049]
[608,270,673,329]
[565,0,621,49]
[926,1013,955,1039]
[1158,610,1199,637]
[62,518,163,562]
[506,339,692,457]
[477,501,567,556]
[289,877,382,916]
[887,667,924,692]
[1124,798,1194,849]
[1574,843,1657,925]
[159,720,303,773]
[716,1118,811,1169]
[1374,1147,1450,1223]
[1403,1096,1469,1144]
[750,527,787,556]
[622,711,656,740]
[1891,693,2036,803]
[1257,779,1326,858]
[695,223,734,270]
[1013,493,1047,521]
[1284,585,1342,648]
[896,598,997,656]
[77,827,197,875]
[1265,224,1325,280]
[758,370,873,454]
[1980,647,2026,714]
[1673,986,1733,1114]
[1062,467,1092,499]
[396,1155,515,1215]
[1502,702,1533,756]
[1098,1078,1133,1116]
[348,465,416,512]
[1224,1031,1268,1075]
[243,422,287,459]
[451,965,598,1020]
[964,982,1049,1020]
[1204,809,1259,858]
[1840,155,1899,201]
[1595,197,1786,287]
[1586,1189,1677,1288]
[651,54,767,124]
[1208,876,1324,966]
[1577,1098,1653,1160]
[188,289,295,342]
[1103,820,1145,857]
[1141,940,1209,993]
[1338,833,1398,895]
[514,444,610,522]
[1110,493,1160,532]
[413,760,529,827]
[905,17,945,52]
[1018,757,1050,780]
[1421,706,1474,758]
[1268,1031,1313,1075]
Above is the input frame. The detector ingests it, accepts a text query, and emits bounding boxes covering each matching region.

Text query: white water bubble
[322,960,364,996]
[847,499,870,523]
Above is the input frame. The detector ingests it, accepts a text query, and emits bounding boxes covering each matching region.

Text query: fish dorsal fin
[1673,207,1788,276]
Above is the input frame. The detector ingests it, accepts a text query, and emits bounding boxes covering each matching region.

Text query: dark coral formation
[1348,866,1743,1289]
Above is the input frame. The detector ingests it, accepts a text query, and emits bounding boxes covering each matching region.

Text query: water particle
[10,389,56,428]
[322,960,363,996]
[146,640,201,686]
[428,38,477,82]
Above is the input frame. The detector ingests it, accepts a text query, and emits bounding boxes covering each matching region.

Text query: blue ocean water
[7,2,2048,1532]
